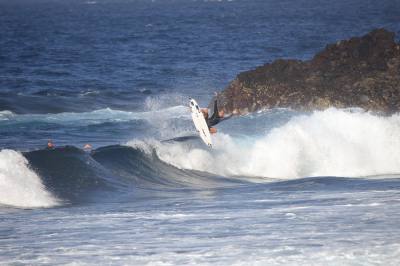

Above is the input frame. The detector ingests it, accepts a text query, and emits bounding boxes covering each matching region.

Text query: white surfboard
[189,98,212,147]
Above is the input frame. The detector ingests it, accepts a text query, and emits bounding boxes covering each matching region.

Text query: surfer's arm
[210,100,219,120]
[220,113,233,122]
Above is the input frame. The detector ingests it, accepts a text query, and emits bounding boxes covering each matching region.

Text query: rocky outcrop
[214,29,400,114]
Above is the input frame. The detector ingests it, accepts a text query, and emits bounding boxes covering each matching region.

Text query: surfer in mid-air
[201,99,232,134]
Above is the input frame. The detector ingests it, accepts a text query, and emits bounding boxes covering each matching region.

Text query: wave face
[0,149,59,208]
[142,108,400,179]
[91,144,237,189]
[24,146,126,205]
[1,144,240,207]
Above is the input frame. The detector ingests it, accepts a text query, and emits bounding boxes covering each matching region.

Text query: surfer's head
[218,110,224,117]
[47,139,54,148]
[83,144,92,150]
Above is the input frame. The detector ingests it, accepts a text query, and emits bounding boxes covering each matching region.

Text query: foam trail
[138,108,400,179]
[0,149,59,208]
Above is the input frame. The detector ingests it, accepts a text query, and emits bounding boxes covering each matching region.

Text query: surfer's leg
[209,127,217,134]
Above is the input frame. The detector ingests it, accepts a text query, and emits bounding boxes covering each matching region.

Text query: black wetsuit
[206,100,231,128]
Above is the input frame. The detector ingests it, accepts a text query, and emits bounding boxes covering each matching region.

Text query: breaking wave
[0,149,59,208]
[137,108,400,179]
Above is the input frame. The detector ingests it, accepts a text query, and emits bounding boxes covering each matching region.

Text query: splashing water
[0,150,59,208]
[133,109,400,179]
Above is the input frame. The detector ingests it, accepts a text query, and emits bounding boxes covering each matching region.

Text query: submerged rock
[214,29,400,115]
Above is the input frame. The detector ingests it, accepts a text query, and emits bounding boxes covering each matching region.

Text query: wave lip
[0,149,59,208]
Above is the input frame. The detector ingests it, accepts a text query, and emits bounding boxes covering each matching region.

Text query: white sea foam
[0,149,59,208]
[131,108,400,179]
[0,110,15,121]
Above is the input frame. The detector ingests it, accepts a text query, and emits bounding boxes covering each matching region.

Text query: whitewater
[2,0,400,264]
[139,108,400,179]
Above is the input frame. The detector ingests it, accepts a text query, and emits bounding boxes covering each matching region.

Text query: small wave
[0,110,15,121]
[79,90,100,97]
[0,106,190,126]
[0,149,59,208]
[139,88,152,95]
[32,89,71,97]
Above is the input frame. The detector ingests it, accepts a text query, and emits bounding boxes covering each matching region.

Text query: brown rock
[214,28,400,115]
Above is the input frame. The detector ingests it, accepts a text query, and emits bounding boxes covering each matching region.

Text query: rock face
[214,29,400,115]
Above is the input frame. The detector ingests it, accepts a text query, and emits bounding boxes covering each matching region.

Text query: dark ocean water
[1,0,399,115]
[1,0,400,264]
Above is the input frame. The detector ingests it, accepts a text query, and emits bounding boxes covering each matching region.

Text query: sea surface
[1,0,400,265]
